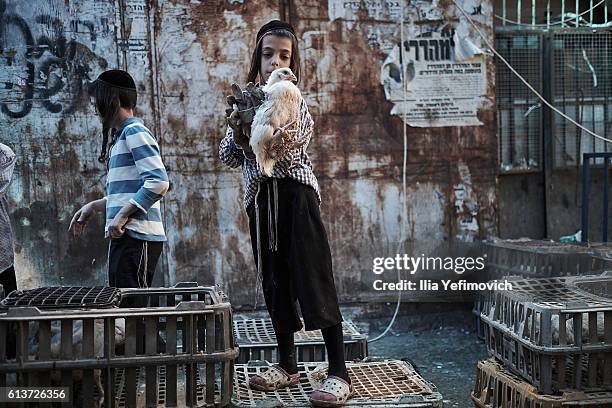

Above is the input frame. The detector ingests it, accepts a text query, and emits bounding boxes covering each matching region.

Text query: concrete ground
[235,302,487,407]
[348,303,487,407]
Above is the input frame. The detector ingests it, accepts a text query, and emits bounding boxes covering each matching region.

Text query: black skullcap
[256,20,296,44]
[96,69,136,90]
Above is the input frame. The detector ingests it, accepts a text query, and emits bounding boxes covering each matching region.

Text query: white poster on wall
[381,31,488,128]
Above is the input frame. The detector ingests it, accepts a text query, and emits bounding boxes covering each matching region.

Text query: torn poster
[381,31,487,127]
[328,0,444,22]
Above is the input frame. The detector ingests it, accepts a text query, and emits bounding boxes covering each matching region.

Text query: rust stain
[2,0,498,304]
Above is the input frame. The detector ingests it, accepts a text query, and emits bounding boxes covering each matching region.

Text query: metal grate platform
[472,358,612,408]
[232,359,443,407]
[233,317,368,363]
[0,286,121,309]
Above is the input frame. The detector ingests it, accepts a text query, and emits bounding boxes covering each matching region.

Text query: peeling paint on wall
[1,0,498,305]
[370,0,491,127]
[0,0,117,289]
[454,160,481,242]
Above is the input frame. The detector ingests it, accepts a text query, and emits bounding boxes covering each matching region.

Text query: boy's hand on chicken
[269,120,308,159]
[226,82,265,134]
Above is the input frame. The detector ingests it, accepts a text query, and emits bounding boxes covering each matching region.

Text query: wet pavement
[348,303,487,407]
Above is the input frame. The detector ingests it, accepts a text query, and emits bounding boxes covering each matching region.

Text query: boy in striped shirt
[69,70,169,289]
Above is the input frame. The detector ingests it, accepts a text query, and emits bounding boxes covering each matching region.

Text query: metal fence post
[582,153,591,244]
[604,156,609,242]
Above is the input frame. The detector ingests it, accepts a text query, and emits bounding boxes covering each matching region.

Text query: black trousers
[108,234,163,289]
[108,234,163,353]
[247,177,343,334]
[0,266,16,297]
[1,266,17,359]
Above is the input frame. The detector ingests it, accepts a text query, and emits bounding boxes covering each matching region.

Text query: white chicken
[249,67,307,176]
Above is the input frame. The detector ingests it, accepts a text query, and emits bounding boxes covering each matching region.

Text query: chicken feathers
[250,67,307,176]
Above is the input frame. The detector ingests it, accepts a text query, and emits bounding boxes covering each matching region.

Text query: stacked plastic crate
[473,273,612,407]
[0,283,237,408]
[474,239,605,340]
[232,357,444,408]
[591,243,612,271]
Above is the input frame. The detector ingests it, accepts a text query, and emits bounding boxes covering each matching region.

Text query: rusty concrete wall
[286,0,497,303]
[1,0,497,306]
[0,0,160,289]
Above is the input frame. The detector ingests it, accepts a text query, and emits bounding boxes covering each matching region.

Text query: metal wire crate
[472,358,612,408]
[232,358,443,407]
[482,239,598,279]
[0,284,238,408]
[1,286,121,309]
[478,273,612,393]
[233,316,368,363]
[496,31,543,173]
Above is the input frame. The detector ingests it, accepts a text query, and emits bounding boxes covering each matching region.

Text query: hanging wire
[370,0,611,343]
[454,0,612,145]
[368,0,409,343]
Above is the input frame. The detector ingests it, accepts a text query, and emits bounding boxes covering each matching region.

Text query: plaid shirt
[0,143,16,273]
[219,98,320,210]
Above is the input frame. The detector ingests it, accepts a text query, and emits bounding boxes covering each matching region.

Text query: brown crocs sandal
[309,375,353,407]
[249,363,300,392]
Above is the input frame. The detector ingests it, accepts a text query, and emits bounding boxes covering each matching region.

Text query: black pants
[0,265,16,297]
[108,234,163,292]
[108,234,163,353]
[247,177,343,334]
[1,266,17,359]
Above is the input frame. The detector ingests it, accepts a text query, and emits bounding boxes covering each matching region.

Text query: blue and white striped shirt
[106,118,169,241]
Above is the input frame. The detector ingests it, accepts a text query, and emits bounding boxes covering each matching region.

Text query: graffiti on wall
[0,0,108,118]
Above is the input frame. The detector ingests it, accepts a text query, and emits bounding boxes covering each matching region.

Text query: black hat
[96,69,136,90]
[256,20,296,44]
